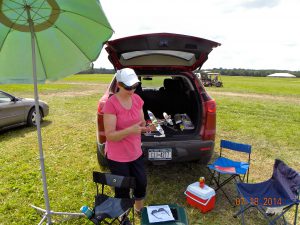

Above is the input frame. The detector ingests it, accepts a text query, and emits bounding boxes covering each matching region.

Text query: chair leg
[234,187,251,224]
[294,203,299,225]
[238,203,296,225]
[132,207,135,225]
[237,175,243,183]
[282,214,287,225]
[120,208,134,225]
[246,171,249,183]
[214,178,235,207]
[239,201,248,225]
[215,175,237,191]
[254,206,273,224]
[267,204,294,225]
[211,174,239,206]
[103,219,113,225]
[220,187,235,207]
[208,168,244,206]
[233,203,252,218]
[233,176,243,201]
[207,168,216,185]
[220,175,239,206]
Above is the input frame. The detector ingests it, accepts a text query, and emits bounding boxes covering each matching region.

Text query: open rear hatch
[105,33,221,73]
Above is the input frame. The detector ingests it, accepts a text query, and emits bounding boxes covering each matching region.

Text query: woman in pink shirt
[103,68,148,213]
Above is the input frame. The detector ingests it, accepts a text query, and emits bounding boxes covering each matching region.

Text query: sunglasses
[119,82,140,91]
[151,208,171,219]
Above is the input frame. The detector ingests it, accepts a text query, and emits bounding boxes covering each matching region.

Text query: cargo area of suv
[96,33,220,165]
[108,74,201,137]
[138,75,200,137]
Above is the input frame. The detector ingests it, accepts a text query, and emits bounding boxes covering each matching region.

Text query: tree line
[77,67,115,74]
[78,67,300,77]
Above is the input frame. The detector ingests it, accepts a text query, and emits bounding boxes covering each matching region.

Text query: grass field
[0,75,299,224]
[213,75,300,97]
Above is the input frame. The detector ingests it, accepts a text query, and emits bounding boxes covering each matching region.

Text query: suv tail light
[206,99,216,113]
[203,99,216,141]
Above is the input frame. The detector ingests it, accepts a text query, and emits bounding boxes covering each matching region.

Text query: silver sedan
[0,90,49,131]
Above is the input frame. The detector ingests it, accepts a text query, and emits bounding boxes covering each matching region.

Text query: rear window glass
[122,51,194,60]
[140,76,171,89]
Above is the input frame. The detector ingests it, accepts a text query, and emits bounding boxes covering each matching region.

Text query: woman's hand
[148,124,157,131]
[128,121,146,134]
[104,114,148,141]
[104,114,144,141]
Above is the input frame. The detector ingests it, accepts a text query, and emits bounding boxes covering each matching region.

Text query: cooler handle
[184,191,212,206]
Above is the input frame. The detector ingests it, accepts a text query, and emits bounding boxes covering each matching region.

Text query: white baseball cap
[116,68,140,87]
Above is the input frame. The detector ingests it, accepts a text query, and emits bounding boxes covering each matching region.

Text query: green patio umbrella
[0,0,113,224]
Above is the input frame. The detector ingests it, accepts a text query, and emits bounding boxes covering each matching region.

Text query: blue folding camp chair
[234,159,300,225]
[207,140,252,206]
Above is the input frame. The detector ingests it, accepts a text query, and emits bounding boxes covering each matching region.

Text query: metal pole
[26,5,52,224]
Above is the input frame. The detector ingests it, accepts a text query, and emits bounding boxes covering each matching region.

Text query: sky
[94,0,300,71]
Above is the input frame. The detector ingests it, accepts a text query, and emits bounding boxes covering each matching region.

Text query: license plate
[148,148,172,160]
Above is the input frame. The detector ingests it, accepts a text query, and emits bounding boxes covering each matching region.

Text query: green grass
[214,95,300,176]
[0,74,112,97]
[0,83,76,95]
[60,74,114,83]
[211,76,300,97]
[0,75,299,224]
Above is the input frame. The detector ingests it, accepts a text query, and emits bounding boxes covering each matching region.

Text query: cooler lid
[186,182,215,199]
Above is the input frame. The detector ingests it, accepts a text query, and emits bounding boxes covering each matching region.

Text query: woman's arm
[104,113,144,141]
[140,110,146,127]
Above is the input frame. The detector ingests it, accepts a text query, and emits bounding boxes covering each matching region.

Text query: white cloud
[95,0,300,70]
[239,0,280,9]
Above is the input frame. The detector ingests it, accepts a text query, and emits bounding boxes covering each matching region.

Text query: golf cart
[200,72,223,87]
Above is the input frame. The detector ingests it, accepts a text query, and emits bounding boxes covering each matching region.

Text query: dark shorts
[107,155,147,200]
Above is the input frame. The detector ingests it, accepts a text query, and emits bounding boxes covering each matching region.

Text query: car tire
[97,146,108,167]
[27,107,43,126]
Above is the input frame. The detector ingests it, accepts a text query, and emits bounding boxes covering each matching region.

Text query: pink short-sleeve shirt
[102,93,144,162]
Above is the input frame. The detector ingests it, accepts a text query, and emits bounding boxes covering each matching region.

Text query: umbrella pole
[26,8,84,224]
[27,11,52,224]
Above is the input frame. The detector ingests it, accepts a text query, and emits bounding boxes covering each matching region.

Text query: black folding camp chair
[207,140,252,206]
[234,159,300,225]
[90,171,136,225]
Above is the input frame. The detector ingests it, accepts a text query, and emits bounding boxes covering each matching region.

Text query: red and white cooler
[184,182,216,213]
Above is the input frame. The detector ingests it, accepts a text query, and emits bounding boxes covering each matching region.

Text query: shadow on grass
[146,162,212,204]
[98,158,277,224]
[145,162,290,225]
[0,120,52,140]
[145,162,246,224]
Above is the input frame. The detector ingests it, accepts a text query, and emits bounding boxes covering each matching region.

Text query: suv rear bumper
[142,139,214,164]
[97,139,214,166]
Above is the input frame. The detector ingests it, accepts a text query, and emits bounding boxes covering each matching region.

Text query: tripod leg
[31,205,84,224]
[38,215,47,225]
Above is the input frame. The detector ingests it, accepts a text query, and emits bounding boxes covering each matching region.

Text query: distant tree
[77,67,115,74]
